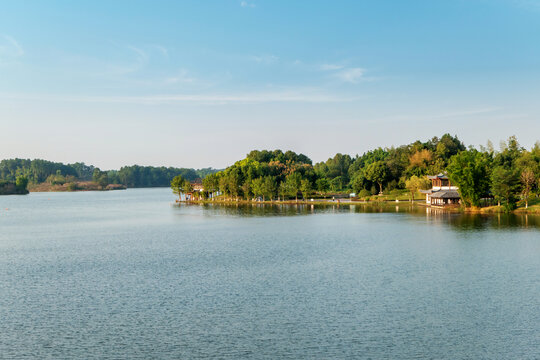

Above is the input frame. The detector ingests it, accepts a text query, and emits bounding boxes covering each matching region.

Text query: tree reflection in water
[176,202,540,230]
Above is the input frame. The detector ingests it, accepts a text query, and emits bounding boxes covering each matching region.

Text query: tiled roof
[430,190,460,199]
[426,173,449,180]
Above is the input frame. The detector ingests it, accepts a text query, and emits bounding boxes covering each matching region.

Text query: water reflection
[176,202,540,230]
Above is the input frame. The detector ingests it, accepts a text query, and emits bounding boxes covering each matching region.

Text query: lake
[0,188,539,359]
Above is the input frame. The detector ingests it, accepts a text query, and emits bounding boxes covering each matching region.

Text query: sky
[1,0,540,169]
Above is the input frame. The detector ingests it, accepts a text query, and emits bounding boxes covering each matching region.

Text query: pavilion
[420,173,461,206]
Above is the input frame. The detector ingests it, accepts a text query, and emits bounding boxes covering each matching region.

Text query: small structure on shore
[421,173,461,206]
[185,181,204,201]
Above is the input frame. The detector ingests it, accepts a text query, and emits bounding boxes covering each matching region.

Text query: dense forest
[0,177,29,195]
[0,159,218,189]
[172,134,539,210]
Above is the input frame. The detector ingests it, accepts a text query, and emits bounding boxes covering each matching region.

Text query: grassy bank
[28,181,126,192]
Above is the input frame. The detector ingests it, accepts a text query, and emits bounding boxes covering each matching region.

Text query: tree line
[171,134,540,210]
[0,176,29,195]
[0,159,218,188]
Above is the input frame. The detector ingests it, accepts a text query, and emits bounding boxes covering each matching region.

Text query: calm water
[0,188,539,359]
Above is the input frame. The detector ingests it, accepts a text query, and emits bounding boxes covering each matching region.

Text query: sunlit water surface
[0,188,539,359]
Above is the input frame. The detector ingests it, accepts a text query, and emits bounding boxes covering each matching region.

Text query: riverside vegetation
[0,159,218,193]
[171,134,540,213]
[0,176,29,195]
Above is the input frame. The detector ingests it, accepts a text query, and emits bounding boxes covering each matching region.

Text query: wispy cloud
[164,69,196,84]
[319,64,344,71]
[334,67,365,83]
[2,89,360,105]
[316,62,371,83]
[94,44,149,75]
[126,46,148,67]
[240,1,256,8]
[250,54,279,63]
[152,44,169,58]
[0,34,24,62]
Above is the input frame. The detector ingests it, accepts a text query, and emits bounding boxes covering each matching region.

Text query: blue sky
[1,0,539,169]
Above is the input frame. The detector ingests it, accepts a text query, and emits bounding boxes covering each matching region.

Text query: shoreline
[174,199,540,215]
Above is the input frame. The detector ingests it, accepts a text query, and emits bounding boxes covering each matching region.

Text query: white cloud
[153,44,169,58]
[0,35,24,62]
[164,69,196,84]
[240,1,255,8]
[104,45,148,74]
[319,64,344,71]
[250,54,279,63]
[334,67,365,83]
[126,46,148,64]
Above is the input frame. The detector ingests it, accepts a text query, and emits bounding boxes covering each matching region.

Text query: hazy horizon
[2,0,540,169]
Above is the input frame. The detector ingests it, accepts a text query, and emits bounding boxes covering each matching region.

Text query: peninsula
[171,134,540,214]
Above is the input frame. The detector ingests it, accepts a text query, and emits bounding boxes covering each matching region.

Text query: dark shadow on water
[176,202,540,230]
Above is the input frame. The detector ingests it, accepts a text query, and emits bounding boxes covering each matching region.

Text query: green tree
[279,181,289,201]
[315,178,330,198]
[329,176,343,192]
[262,176,277,201]
[285,172,302,201]
[405,175,431,202]
[365,161,388,195]
[15,175,29,191]
[300,179,311,200]
[170,175,185,200]
[226,169,241,200]
[359,189,371,198]
[219,176,229,199]
[251,177,264,200]
[350,171,366,195]
[202,173,219,200]
[447,150,492,207]
[92,169,109,188]
[241,180,252,200]
[183,180,194,201]
[491,166,520,210]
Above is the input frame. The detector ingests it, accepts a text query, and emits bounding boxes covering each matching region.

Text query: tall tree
[315,178,330,198]
[251,177,264,200]
[227,169,241,200]
[262,176,277,201]
[285,172,302,201]
[365,161,388,194]
[447,149,492,207]
[202,173,219,200]
[15,175,29,191]
[219,176,229,199]
[300,179,311,200]
[241,181,252,200]
[491,166,520,210]
[520,168,536,209]
[279,181,289,201]
[405,175,431,202]
[183,180,194,201]
[170,175,185,201]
